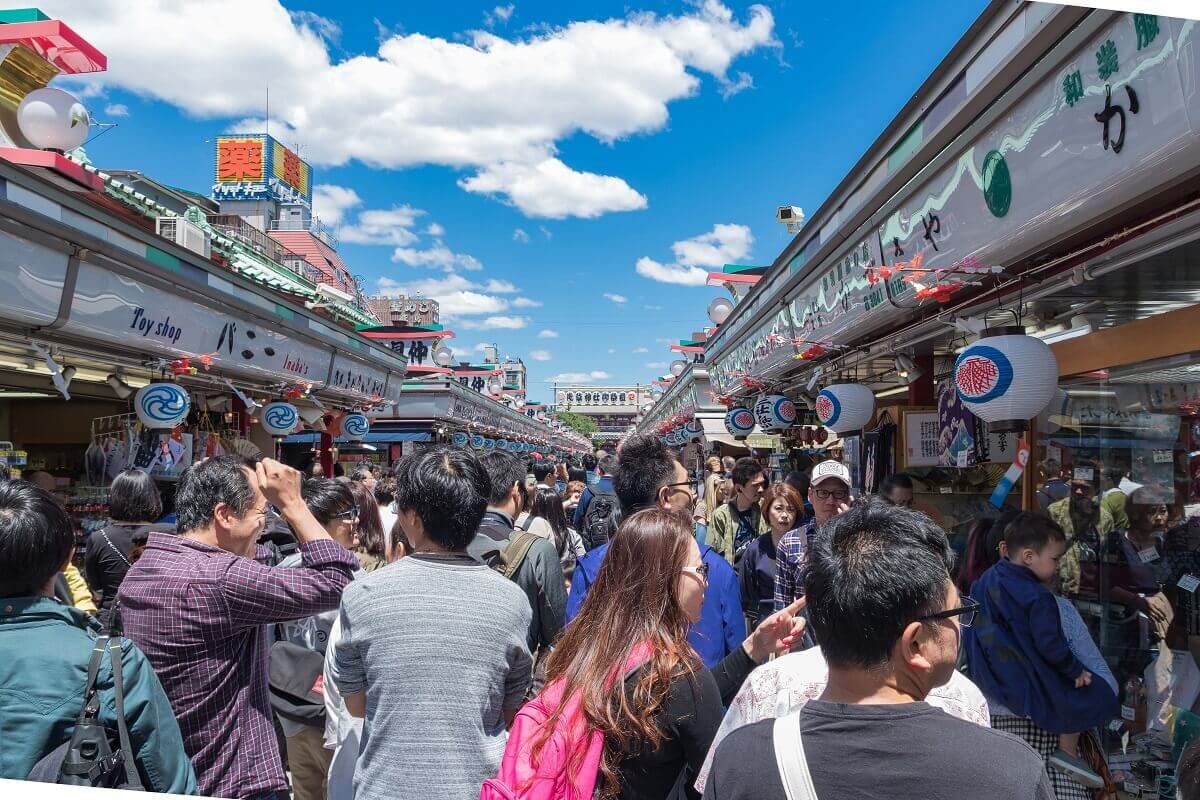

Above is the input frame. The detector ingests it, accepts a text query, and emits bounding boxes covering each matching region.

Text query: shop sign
[745,433,781,450]
[0,228,72,326]
[329,352,395,405]
[212,133,312,206]
[709,306,794,395]
[712,13,1200,393]
[386,337,440,367]
[65,262,333,388]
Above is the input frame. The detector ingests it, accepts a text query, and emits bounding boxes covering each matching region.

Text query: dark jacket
[0,597,197,792]
[572,475,615,531]
[966,559,1116,733]
[737,533,778,628]
[468,510,567,653]
[84,522,175,622]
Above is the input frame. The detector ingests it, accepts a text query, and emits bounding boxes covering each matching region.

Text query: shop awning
[699,415,741,447]
[282,431,432,444]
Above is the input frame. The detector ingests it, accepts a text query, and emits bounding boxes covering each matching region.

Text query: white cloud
[48,0,776,219]
[391,242,483,271]
[484,279,519,293]
[537,329,559,338]
[484,4,515,28]
[608,348,616,354]
[528,349,552,361]
[103,102,129,117]
[540,226,553,239]
[643,304,664,311]
[426,222,445,236]
[632,346,649,353]
[548,371,611,383]
[375,274,508,317]
[644,361,668,369]
[340,205,424,246]
[603,292,627,304]
[511,297,542,308]
[512,228,531,243]
[636,222,754,285]
[312,184,362,226]
[458,315,530,330]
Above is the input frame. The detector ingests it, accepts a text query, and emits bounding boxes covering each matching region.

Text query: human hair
[531,487,571,556]
[108,469,162,523]
[568,467,588,484]
[706,456,721,474]
[783,470,810,497]
[1040,458,1061,478]
[347,480,386,558]
[1003,512,1066,555]
[0,481,75,597]
[350,466,374,483]
[301,478,356,526]
[613,434,679,516]
[373,477,396,506]
[175,456,257,534]
[479,450,527,507]
[532,461,553,483]
[879,473,913,497]
[957,509,1018,594]
[760,483,804,524]
[566,480,586,498]
[539,509,699,797]
[582,453,598,472]
[598,454,617,476]
[394,445,490,550]
[389,517,412,558]
[731,457,764,487]
[722,456,736,471]
[805,497,954,669]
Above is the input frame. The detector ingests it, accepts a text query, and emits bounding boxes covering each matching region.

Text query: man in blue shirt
[565,436,745,667]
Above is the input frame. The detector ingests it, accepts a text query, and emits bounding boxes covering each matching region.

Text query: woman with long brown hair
[534,508,804,799]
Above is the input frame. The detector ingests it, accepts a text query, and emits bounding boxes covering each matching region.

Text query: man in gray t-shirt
[333,447,533,800]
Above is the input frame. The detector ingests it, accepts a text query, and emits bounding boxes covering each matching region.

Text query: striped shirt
[119,532,357,799]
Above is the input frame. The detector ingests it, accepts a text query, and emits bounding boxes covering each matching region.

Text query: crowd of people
[3,438,1200,800]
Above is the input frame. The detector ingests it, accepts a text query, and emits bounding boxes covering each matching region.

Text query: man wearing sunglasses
[703,498,1053,800]
[774,460,852,611]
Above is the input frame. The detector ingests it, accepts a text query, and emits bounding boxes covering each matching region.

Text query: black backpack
[582,489,622,551]
[28,636,144,791]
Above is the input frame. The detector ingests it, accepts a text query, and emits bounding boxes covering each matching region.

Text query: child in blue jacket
[967,512,1118,775]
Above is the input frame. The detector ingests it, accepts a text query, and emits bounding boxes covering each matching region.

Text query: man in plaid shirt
[774,460,852,611]
[120,457,357,799]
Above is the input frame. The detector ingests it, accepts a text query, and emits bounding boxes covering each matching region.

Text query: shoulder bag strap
[107,638,145,791]
[77,636,110,723]
[502,532,540,578]
[773,711,819,800]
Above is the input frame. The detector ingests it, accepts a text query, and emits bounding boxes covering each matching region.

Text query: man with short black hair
[572,453,618,548]
[581,453,599,487]
[708,457,769,564]
[120,457,357,799]
[532,460,554,489]
[774,460,851,610]
[880,472,915,508]
[704,498,1053,800]
[566,434,745,667]
[334,446,531,800]
[0,481,196,791]
[469,451,566,656]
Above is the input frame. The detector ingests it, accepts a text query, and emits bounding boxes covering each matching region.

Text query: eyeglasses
[919,596,980,628]
[682,562,709,582]
[813,488,850,501]
[332,507,359,521]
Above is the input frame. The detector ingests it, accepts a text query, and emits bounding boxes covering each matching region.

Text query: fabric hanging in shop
[937,379,979,467]
[862,410,896,493]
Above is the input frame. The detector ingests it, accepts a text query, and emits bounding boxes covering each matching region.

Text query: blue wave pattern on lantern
[484,438,495,450]
[470,435,485,449]
[135,383,190,429]
[341,414,370,441]
[261,402,298,436]
[496,439,508,450]
[452,432,469,447]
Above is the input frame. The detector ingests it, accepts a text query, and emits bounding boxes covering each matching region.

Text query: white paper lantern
[484,438,496,450]
[954,328,1059,432]
[17,88,89,151]
[134,383,190,430]
[496,438,508,450]
[708,296,734,326]
[340,413,370,441]
[724,406,756,440]
[260,402,299,437]
[452,431,469,447]
[669,360,688,377]
[815,384,875,433]
[471,434,485,450]
[684,419,703,442]
[433,344,455,367]
[753,394,796,433]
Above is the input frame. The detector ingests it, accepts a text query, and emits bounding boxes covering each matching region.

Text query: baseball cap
[810,460,851,488]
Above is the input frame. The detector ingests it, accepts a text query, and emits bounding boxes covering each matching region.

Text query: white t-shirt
[695,646,991,793]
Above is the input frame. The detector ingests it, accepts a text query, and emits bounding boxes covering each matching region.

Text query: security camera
[776,206,805,233]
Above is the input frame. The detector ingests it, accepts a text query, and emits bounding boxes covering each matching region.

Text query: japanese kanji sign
[216,137,265,182]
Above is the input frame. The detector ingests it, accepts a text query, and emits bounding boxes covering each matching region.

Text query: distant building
[554,385,653,443]
[368,296,441,326]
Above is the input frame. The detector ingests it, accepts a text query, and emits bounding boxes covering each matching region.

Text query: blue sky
[22,0,987,403]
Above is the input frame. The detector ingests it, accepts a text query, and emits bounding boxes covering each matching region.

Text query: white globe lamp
[707,296,734,326]
[17,88,90,152]
[433,344,454,367]
[669,360,688,377]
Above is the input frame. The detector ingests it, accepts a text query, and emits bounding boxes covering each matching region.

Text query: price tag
[940,486,953,494]
[1074,467,1095,481]
[1154,449,1173,464]
[1138,547,1160,564]
[1179,574,1200,593]
[1121,705,1136,721]
[956,450,969,468]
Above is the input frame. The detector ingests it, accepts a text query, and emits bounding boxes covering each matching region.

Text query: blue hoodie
[565,540,745,668]
[966,559,1117,733]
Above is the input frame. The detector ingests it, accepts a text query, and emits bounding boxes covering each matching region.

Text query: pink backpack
[481,644,651,800]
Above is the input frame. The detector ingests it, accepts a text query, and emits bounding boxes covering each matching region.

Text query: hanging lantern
[484,438,496,450]
[496,438,508,450]
[340,413,370,442]
[800,427,814,445]
[814,427,829,444]
[815,384,875,433]
[954,326,1059,433]
[433,344,455,367]
[452,431,469,447]
[260,401,299,437]
[753,393,796,433]
[724,406,756,440]
[487,377,503,394]
[684,419,703,442]
[471,434,485,449]
[134,383,191,430]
